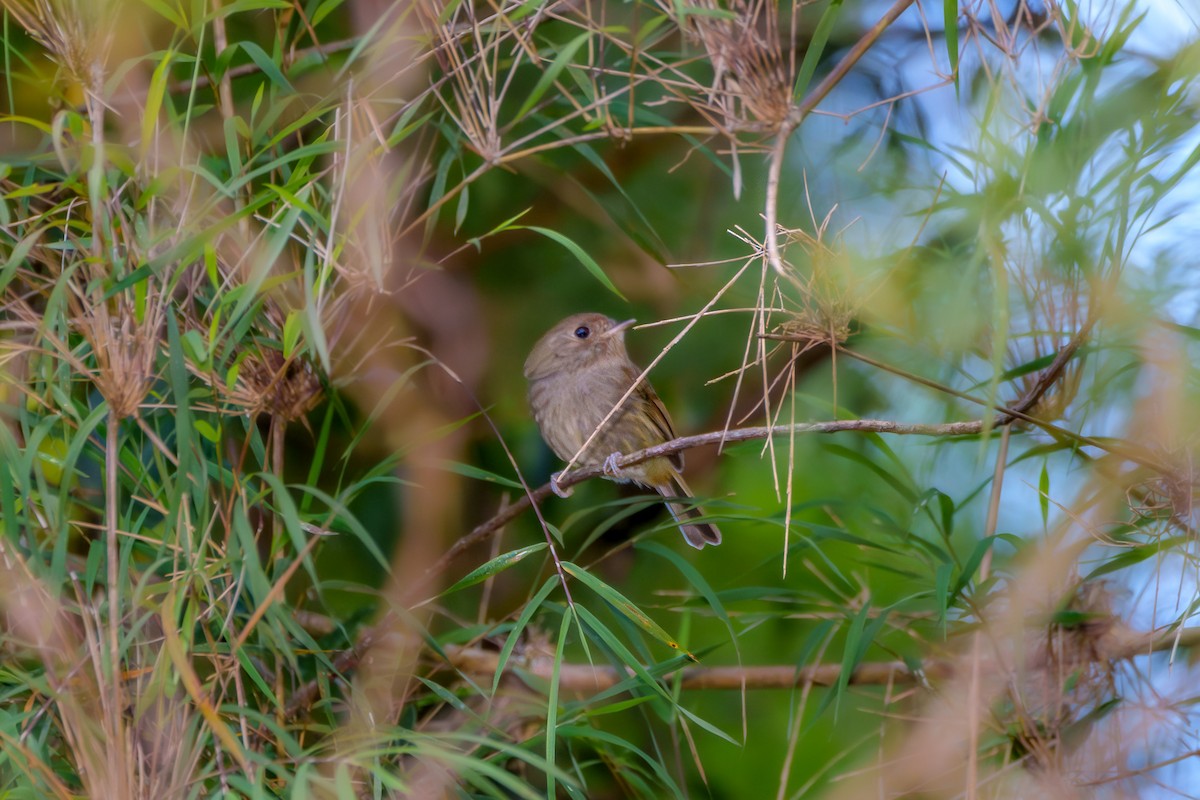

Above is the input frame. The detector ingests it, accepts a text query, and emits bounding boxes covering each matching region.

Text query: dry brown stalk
[431,624,1199,693]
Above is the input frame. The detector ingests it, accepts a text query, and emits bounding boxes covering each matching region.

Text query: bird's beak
[604,318,636,338]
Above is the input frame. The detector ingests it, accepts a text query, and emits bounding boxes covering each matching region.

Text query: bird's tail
[656,472,721,549]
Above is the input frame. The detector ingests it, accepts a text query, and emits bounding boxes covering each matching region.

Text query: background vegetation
[1,0,1198,797]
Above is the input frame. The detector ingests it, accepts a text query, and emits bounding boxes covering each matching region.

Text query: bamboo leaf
[140,49,173,160]
[944,0,959,82]
[518,226,626,299]
[546,608,573,798]
[493,577,559,695]
[794,0,843,100]
[513,31,592,121]
[562,562,694,660]
[442,543,548,595]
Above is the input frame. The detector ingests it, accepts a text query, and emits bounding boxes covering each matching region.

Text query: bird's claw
[550,471,574,498]
[602,452,627,479]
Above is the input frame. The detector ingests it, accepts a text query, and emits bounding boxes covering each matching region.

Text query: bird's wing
[634,374,684,471]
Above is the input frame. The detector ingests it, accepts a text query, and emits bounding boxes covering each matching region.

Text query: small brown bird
[524,313,721,549]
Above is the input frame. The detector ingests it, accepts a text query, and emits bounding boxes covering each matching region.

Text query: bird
[524,313,721,549]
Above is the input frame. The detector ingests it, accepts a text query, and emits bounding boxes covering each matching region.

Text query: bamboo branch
[428,417,989,579]
[435,624,1199,693]
[441,645,952,692]
[283,622,1200,720]
[791,0,920,123]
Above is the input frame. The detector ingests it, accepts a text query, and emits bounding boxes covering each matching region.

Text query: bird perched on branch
[524,313,721,549]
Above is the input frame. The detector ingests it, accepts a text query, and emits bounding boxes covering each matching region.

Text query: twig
[345,624,1200,699]
[437,624,1200,692]
[1005,311,1097,419]
[763,0,920,277]
[825,342,1167,473]
[442,645,954,691]
[429,417,989,580]
[791,0,920,123]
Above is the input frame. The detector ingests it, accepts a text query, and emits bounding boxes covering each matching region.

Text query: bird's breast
[529,366,632,465]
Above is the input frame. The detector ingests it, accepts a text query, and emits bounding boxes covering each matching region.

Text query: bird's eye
[573,326,591,339]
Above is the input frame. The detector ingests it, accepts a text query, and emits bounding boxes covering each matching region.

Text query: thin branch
[763,0,920,276]
[1006,310,1097,418]
[827,342,1167,473]
[429,624,1200,693]
[763,117,797,280]
[791,0,920,123]
[429,417,989,579]
[286,618,1200,718]
[441,645,952,692]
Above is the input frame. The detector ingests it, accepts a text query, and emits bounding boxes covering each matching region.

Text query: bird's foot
[602,452,627,479]
[550,471,574,498]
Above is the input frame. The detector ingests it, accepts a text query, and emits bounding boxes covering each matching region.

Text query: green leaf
[935,562,952,635]
[233,41,294,93]
[518,226,626,300]
[565,143,670,263]
[794,0,843,101]
[282,309,302,359]
[440,461,524,489]
[0,230,42,295]
[673,4,735,20]
[557,726,684,794]
[937,490,956,539]
[823,442,918,503]
[454,182,469,234]
[546,608,573,798]
[513,31,592,121]
[227,201,304,327]
[833,600,871,717]
[141,48,173,160]
[952,535,999,601]
[636,540,736,643]
[52,404,109,581]
[140,0,185,26]
[572,604,673,698]
[286,483,391,570]
[493,576,559,695]
[442,543,548,595]
[833,601,891,718]
[944,0,959,82]
[312,0,346,26]
[561,562,693,659]
[1039,461,1050,528]
[1084,537,1187,580]
[103,261,154,299]
[224,116,243,178]
[165,315,194,495]
[426,144,458,236]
